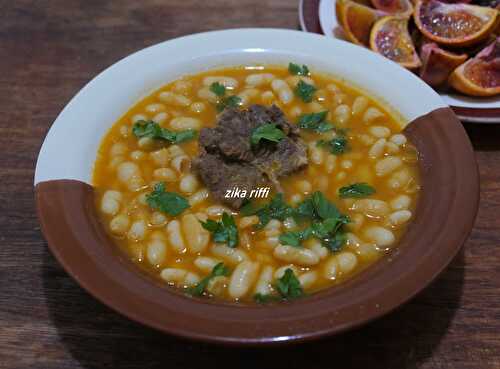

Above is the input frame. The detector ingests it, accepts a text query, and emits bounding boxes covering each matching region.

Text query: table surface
[1,1,500,368]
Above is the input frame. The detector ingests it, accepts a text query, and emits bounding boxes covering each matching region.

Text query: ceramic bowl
[35,29,479,345]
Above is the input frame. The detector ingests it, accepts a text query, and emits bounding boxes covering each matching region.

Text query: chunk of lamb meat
[194,151,266,209]
[193,104,308,209]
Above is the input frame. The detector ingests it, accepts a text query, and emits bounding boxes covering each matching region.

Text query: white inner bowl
[35,28,446,185]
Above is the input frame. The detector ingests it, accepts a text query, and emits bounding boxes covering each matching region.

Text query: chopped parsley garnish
[280,192,350,250]
[317,136,349,155]
[275,269,304,299]
[339,183,376,198]
[210,82,226,97]
[146,182,190,216]
[133,120,196,144]
[297,111,333,133]
[200,212,239,248]
[288,63,310,76]
[210,82,242,112]
[279,228,312,248]
[216,95,242,112]
[295,80,317,103]
[186,262,230,296]
[250,123,285,145]
[240,193,295,229]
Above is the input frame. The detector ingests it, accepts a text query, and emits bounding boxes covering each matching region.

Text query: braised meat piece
[193,104,308,209]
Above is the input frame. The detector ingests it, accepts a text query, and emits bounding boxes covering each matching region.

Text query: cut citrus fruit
[370,16,422,68]
[449,37,500,96]
[414,0,498,47]
[371,0,413,16]
[336,0,387,46]
[419,42,468,86]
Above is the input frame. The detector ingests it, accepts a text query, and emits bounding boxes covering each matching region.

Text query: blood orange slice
[414,0,498,47]
[336,0,387,46]
[371,0,414,16]
[419,42,468,86]
[370,16,422,68]
[449,37,500,96]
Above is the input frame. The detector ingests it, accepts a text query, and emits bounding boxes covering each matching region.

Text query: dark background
[1,1,500,368]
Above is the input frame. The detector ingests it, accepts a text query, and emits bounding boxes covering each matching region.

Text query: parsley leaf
[295,80,317,103]
[339,183,376,198]
[210,82,226,97]
[317,136,349,155]
[186,262,230,296]
[322,231,348,253]
[146,182,190,216]
[275,269,304,299]
[133,120,196,144]
[216,95,242,112]
[312,191,341,220]
[279,228,313,248]
[250,124,285,145]
[201,212,239,248]
[297,111,333,133]
[243,194,295,229]
[288,62,310,76]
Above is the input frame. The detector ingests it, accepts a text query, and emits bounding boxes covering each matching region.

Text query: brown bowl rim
[35,107,479,345]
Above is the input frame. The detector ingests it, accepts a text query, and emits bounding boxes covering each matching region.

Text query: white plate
[312,0,500,122]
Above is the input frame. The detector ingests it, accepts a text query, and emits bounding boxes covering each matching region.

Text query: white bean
[153,168,177,182]
[181,213,210,253]
[253,265,274,295]
[388,210,412,226]
[334,104,351,125]
[169,117,201,131]
[152,112,168,124]
[390,134,407,146]
[271,79,294,105]
[352,199,390,218]
[158,91,191,107]
[150,148,170,167]
[299,271,318,289]
[273,245,320,266]
[369,126,391,138]
[171,155,191,174]
[210,244,248,265]
[390,195,411,210]
[323,256,339,280]
[147,238,167,266]
[368,138,387,159]
[206,205,233,217]
[203,76,238,89]
[375,156,402,176]
[308,142,324,165]
[197,87,217,103]
[352,96,368,115]
[194,256,220,273]
[166,220,186,253]
[179,174,199,194]
[128,220,147,241]
[228,261,259,299]
[110,142,128,157]
[188,189,209,206]
[109,214,130,235]
[245,73,275,87]
[364,226,395,248]
[145,103,165,114]
[363,107,384,123]
[337,252,358,274]
[101,190,122,216]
